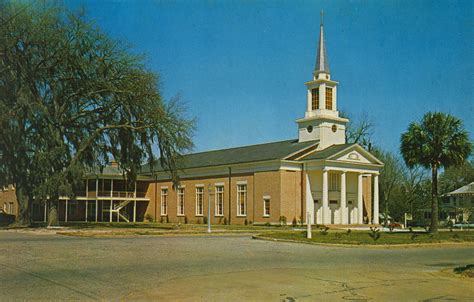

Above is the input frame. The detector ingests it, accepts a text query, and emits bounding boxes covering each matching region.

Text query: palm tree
[400,112,471,233]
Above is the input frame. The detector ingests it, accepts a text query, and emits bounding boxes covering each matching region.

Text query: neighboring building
[442,182,474,223]
[0,17,383,225]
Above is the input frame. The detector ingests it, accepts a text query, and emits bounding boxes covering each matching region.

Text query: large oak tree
[0,3,194,225]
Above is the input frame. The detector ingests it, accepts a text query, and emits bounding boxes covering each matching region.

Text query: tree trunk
[47,199,60,227]
[430,164,439,233]
[15,185,31,226]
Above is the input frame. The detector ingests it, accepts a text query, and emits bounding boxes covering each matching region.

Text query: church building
[139,17,384,226]
[2,17,383,226]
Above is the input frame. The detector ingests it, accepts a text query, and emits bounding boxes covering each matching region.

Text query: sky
[63,0,473,155]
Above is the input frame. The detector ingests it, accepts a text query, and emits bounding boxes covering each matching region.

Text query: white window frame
[263,198,270,217]
[215,185,224,216]
[237,184,247,217]
[177,188,185,216]
[161,188,168,216]
[195,187,204,216]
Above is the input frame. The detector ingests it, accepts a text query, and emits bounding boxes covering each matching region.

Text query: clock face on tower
[307,125,313,133]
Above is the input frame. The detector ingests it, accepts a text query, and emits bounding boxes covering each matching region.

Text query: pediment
[330,145,383,165]
[335,150,371,163]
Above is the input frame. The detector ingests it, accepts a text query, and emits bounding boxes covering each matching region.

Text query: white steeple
[296,11,348,149]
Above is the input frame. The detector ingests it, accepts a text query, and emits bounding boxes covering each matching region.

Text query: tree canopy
[0,3,194,225]
[400,112,471,232]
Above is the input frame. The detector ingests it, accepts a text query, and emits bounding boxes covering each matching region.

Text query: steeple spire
[314,10,330,78]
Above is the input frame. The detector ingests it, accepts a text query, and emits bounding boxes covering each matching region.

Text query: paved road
[0,231,473,301]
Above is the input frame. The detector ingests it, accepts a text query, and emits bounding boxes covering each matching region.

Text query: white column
[65,199,69,223]
[44,202,47,222]
[133,200,137,223]
[86,179,89,198]
[95,178,99,223]
[110,179,113,197]
[357,174,363,224]
[85,200,88,222]
[109,200,113,222]
[307,89,312,112]
[322,169,329,224]
[319,84,326,110]
[373,174,379,224]
[305,171,314,224]
[340,171,347,224]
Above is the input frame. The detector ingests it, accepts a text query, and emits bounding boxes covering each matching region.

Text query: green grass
[260,230,474,245]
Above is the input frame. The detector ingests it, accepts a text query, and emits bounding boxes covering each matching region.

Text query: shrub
[410,233,418,241]
[279,216,287,226]
[203,216,208,224]
[166,215,169,223]
[346,229,352,235]
[292,217,297,227]
[184,216,188,224]
[249,220,253,225]
[244,219,248,226]
[144,214,154,222]
[264,222,271,227]
[369,227,381,241]
[320,226,329,235]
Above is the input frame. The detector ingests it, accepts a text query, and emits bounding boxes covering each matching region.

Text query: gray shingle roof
[141,139,318,173]
[446,182,474,196]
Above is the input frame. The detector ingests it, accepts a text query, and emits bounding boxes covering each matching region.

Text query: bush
[264,222,271,227]
[166,215,169,223]
[223,217,228,225]
[346,229,352,235]
[292,217,297,227]
[279,216,287,226]
[369,227,381,241]
[184,216,188,224]
[320,226,329,235]
[203,216,208,224]
[244,219,248,226]
[249,220,253,225]
[144,214,154,222]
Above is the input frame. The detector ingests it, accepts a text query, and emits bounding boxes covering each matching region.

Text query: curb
[251,235,474,249]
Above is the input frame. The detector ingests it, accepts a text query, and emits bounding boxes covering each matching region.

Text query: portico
[302,144,383,225]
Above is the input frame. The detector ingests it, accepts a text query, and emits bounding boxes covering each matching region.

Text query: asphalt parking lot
[0,230,473,301]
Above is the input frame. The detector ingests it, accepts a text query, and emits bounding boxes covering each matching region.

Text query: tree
[0,3,194,226]
[371,149,403,223]
[400,112,471,233]
[341,111,374,150]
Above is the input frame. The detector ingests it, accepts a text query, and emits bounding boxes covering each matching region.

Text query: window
[68,201,77,217]
[329,172,340,191]
[325,87,333,110]
[87,201,96,219]
[263,198,270,217]
[311,88,319,110]
[161,188,168,215]
[237,184,247,216]
[215,186,224,216]
[329,200,338,205]
[195,187,204,216]
[177,188,185,216]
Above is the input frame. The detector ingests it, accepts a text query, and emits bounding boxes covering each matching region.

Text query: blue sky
[64,0,473,155]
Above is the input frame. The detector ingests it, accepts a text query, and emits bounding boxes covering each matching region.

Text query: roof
[445,182,474,196]
[141,139,318,173]
[301,144,356,160]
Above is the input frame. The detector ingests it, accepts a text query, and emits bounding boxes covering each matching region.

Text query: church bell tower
[297,12,348,149]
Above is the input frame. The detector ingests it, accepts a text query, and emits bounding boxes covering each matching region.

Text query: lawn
[260,229,474,245]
